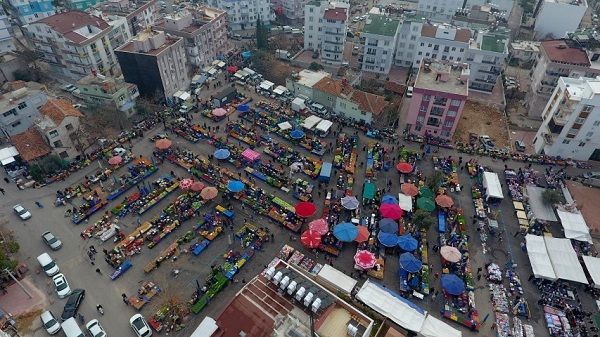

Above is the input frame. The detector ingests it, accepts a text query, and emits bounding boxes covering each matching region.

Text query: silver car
[42,231,62,250]
[13,204,31,220]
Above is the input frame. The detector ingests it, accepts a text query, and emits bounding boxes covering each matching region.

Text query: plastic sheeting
[301,115,322,130]
[315,119,333,133]
[525,185,557,222]
[419,315,462,337]
[544,237,588,284]
[556,209,592,243]
[316,265,357,295]
[398,193,413,212]
[482,171,503,200]
[525,234,557,281]
[582,256,600,289]
[190,317,218,337]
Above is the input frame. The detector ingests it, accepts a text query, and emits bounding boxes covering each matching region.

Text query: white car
[40,310,61,335]
[130,314,152,337]
[52,274,71,298]
[61,84,80,94]
[13,204,32,220]
[406,86,414,97]
[86,319,107,337]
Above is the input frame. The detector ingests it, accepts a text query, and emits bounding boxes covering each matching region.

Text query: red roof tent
[541,40,591,66]
[323,8,347,21]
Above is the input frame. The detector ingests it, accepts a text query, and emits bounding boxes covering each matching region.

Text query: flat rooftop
[363,14,400,37]
[559,76,600,101]
[414,60,469,96]
[565,181,600,238]
[295,70,331,88]
[116,32,181,56]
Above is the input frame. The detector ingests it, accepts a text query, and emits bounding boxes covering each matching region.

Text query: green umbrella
[417,197,436,212]
[419,186,434,198]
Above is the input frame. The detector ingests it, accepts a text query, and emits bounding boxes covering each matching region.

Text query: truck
[319,162,333,183]
[275,49,291,60]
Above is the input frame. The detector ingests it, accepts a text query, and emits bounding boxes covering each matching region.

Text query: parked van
[61,318,84,337]
[583,177,600,188]
[37,253,59,276]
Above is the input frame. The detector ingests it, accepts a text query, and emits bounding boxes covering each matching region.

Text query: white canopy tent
[234,70,248,79]
[544,237,588,284]
[482,171,503,200]
[242,67,256,76]
[190,317,218,337]
[316,265,357,296]
[525,234,557,280]
[419,315,462,337]
[582,256,600,289]
[0,146,19,166]
[273,85,288,95]
[301,115,322,130]
[315,119,333,133]
[556,209,592,243]
[207,67,217,75]
[277,122,292,131]
[398,193,413,212]
[259,80,275,91]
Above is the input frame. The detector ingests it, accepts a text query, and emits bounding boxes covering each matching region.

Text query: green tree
[413,209,436,231]
[308,62,324,71]
[426,171,445,191]
[255,18,268,50]
[542,189,563,205]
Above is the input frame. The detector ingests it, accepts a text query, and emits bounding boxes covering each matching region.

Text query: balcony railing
[543,133,554,145]
[323,48,341,53]
[481,59,497,65]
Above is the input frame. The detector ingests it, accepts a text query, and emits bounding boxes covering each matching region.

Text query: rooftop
[116,30,181,55]
[558,76,600,101]
[38,99,84,128]
[0,87,42,111]
[10,128,51,161]
[362,14,400,37]
[92,0,157,20]
[543,0,587,6]
[350,90,388,115]
[510,40,541,52]
[420,23,471,43]
[541,39,590,66]
[292,70,331,88]
[479,32,509,53]
[36,11,110,44]
[565,180,600,237]
[323,8,347,21]
[313,77,352,96]
[414,59,469,96]
[154,6,224,36]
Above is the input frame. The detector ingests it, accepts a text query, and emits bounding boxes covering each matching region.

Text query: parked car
[40,311,61,335]
[52,274,71,298]
[130,314,152,337]
[42,231,62,250]
[582,171,600,179]
[61,84,78,93]
[61,289,85,321]
[514,140,526,152]
[405,86,414,97]
[86,319,107,337]
[13,204,31,220]
[479,135,495,150]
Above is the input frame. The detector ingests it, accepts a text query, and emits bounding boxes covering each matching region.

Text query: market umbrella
[227,180,245,193]
[214,148,231,160]
[237,104,249,112]
[397,234,418,252]
[333,222,358,242]
[435,194,454,208]
[190,181,205,192]
[396,162,413,174]
[227,65,238,74]
[355,226,370,242]
[417,197,436,212]
[308,219,328,235]
[290,129,305,139]
[295,201,316,218]
[381,194,398,204]
[179,178,194,190]
[399,252,423,273]
[354,250,376,269]
[108,155,122,165]
[419,186,434,198]
[377,231,398,247]
[379,218,398,234]
[401,183,419,197]
[212,108,227,117]
[155,138,172,150]
[300,229,322,249]
[379,203,404,220]
[441,274,466,295]
[440,246,462,263]
[200,186,218,200]
[341,196,360,210]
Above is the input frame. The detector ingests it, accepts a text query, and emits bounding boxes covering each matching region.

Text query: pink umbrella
[108,155,122,165]
[308,219,328,235]
[200,186,218,200]
[379,203,404,220]
[301,229,322,248]
[396,162,413,174]
[190,181,205,192]
[354,250,376,269]
[179,178,194,190]
[155,138,172,150]
[212,108,227,117]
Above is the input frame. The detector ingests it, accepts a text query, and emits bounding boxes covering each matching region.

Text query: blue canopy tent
[290,129,305,139]
[237,104,249,112]
[397,234,418,252]
[441,274,466,295]
[333,222,358,242]
[241,51,252,59]
[378,232,399,247]
[381,195,398,204]
[379,218,398,234]
[214,148,231,160]
[341,196,360,210]
[438,212,446,233]
[227,180,245,193]
[399,252,422,273]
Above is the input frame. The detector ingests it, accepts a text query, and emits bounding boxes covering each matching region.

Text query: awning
[173,90,184,99]
[278,122,292,130]
[179,91,191,101]
[217,61,226,68]
[190,317,218,337]
[207,67,217,75]
[398,193,413,212]
[273,85,288,95]
[557,209,592,243]
[301,115,322,130]
[525,185,558,221]
[316,264,358,296]
[241,148,260,162]
[315,119,333,133]
[259,81,274,91]
[0,146,19,166]
[582,256,600,289]
[482,171,503,200]
[1,157,15,165]
[525,234,557,280]
[363,182,375,200]
[243,67,256,76]
[544,236,588,284]
[234,70,248,79]
[419,315,462,337]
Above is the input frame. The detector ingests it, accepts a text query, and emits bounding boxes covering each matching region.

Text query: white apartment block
[282,0,308,22]
[393,15,423,67]
[7,0,56,24]
[0,9,15,55]
[417,0,513,19]
[208,0,274,31]
[92,0,160,36]
[466,30,509,93]
[0,85,47,137]
[304,1,349,65]
[533,76,600,161]
[534,0,587,39]
[362,14,400,74]
[26,11,131,80]
[414,23,470,67]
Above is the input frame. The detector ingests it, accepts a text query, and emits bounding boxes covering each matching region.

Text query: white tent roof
[525,234,557,280]
[207,67,217,75]
[557,209,592,243]
[179,91,191,101]
[482,171,503,200]
[242,67,256,75]
[315,119,333,133]
[356,280,426,332]
[278,122,292,130]
[419,315,462,337]
[301,115,322,130]
[583,256,600,288]
[0,147,19,162]
[190,317,218,337]
[544,237,588,284]
[398,193,413,212]
[317,264,357,295]
[273,86,286,95]
[525,185,558,221]
[259,80,274,90]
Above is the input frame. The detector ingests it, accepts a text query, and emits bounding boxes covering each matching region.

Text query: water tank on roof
[279,276,290,290]
[303,292,314,307]
[265,267,276,280]
[295,287,306,301]
[287,281,297,295]
[273,271,283,284]
[311,298,322,313]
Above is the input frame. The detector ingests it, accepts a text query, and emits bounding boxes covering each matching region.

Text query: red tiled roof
[384,81,405,94]
[313,77,352,96]
[351,90,388,115]
[37,11,110,44]
[39,99,84,126]
[420,24,471,42]
[323,8,346,21]
[541,40,590,66]
[10,128,51,162]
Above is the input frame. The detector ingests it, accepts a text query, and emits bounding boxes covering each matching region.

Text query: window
[10,121,21,128]
[433,45,439,51]
[430,106,445,116]
[567,129,578,136]
[444,120,453,127]
[418,51,422,55]
[420,43,424,47]
[53,140,63,148]
[594,120,600,126]
[423,95,431,101]
[457,57,461,61]
[586,131,594,138]
[433,96,448,106]
[427,117,440,126]
[447,110,457,117]
[18,102,27,110]
[576,117,585,124]
[65,123,74,131]
[410,35,416,41]
[443,46,449,52]
[49,130,59,138]
[432,54,437,59]
[428,44,432,48]
[2,109,16,117]
[451,47,456,51]
[384,41,390,46]
[451,99,461,106]
[578,142,586,147]
[441,55,447,60]
[419,106,427,112]
[562,139,571,144]
[59,151,69,159]
[426,52,430,57]
[459,48,464,52]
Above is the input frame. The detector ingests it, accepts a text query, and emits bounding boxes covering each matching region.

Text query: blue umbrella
[341,196,360,210]
[381,195,398,204]
[441,274,466,295]
[378,232,399,247]
[237,104,249,112]
[397,234,418,252]
[214,148,231,160]
[333,222,358,242]
[290,129,305,139]
[399,252,422,273]
[379,218,397,233]
[227,180,245,193]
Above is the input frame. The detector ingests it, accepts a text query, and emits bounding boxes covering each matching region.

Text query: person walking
[0,188,4,195]
[95,268,102,275]
[122,293,129,305]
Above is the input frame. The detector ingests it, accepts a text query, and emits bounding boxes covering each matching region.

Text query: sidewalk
[0,277,47,317]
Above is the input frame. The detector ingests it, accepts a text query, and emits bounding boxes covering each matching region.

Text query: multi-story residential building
[533,76,600,161]
[35,98,85,160]
[393,14,424,67]
[207,0,274,31]
[76,74,139,115]
[534,0,587,39]
[7,0,55,24]
[285,69,330,98]
[26,11,131,80]
[417,0,513,20]
[526,39,600,119]
[154,6,229,71]
[0,9,15,55]
[0,85,47,137]
[281,0,308,23]
[465,29,509,93]
[414,23,470,67]
[406,59,469,139]
[115,30,189,103]
[66,0,106,10]
[361,14,400,74]
[509,41,541,63]
[304,1,349,65]
[92,0,159,36]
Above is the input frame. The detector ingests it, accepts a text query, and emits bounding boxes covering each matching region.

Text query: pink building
[406,59,469,139]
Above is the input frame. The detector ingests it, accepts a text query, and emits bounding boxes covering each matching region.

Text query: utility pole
[4,269,32,299]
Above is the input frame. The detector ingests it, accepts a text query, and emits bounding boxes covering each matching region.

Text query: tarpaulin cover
[241,148,260,162]
[525,185,558,222]
[190,317,219,337]
[301,115,322,130]
[398,193,413,211]
[482,171,504,200]
[277,122,292,130]
[582,256,600,289]
[419,315,462,337]
[227,180,245,192]
[363,182,376,200]
[557,209,592,243]
[544,236,588,284]
[317,264,357,295]
[315,119,333,133]
[525,234,557,280]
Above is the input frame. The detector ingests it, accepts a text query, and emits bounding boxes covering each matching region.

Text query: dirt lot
[454,100,511,148]
[253,52,302,85]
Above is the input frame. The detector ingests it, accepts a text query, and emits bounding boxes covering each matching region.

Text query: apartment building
[76,74,139,115]
[509,41,541,63]
[281,0,308,23]
[304,1,349,65]
[0,9,15,55]
[0,85,47,137]
[466,29,509,93]
[533,76,600,161]
[115,30,189,103]
[414,23,470,67]
[285,69,330,98]
[526,39,600,119]
[361,14,400,74]
[7,0,55,24]
[155,6,229,71]
[36,99,85,160]
[92,0,159,36]
[393,14,424,67]
[66,0,106,10]
[26,11,131,80]
[416,0,513,20]
[207,0,274,31]
[406,59,469,139]
[534,0,587,39]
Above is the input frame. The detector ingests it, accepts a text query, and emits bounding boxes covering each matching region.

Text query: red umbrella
[200,186,218,200]
[396,162,413,174]
[435,194,454,208]
[155,138,172,150]
[354,250,376,269]
[227,65,238,74]
[295,201,316,218]
[379,203,404,220]
[301,229,322,248]
[108,155,122,165]
[355,226,370,242]
[401,183,419,197]
[308,219,328,235]
[190,181,205,192]
[180,178,194,190]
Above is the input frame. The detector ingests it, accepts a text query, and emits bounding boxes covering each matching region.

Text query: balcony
[323,48,341,53]
[323,40,343,45]
[542,133,555,145]
[548,116,565,134]
[365,59,375,64]
[479,67,500,75]
[481,59,497,65]
[367,42,377,47]
[324,30,344,36]
[366,50,376,55]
